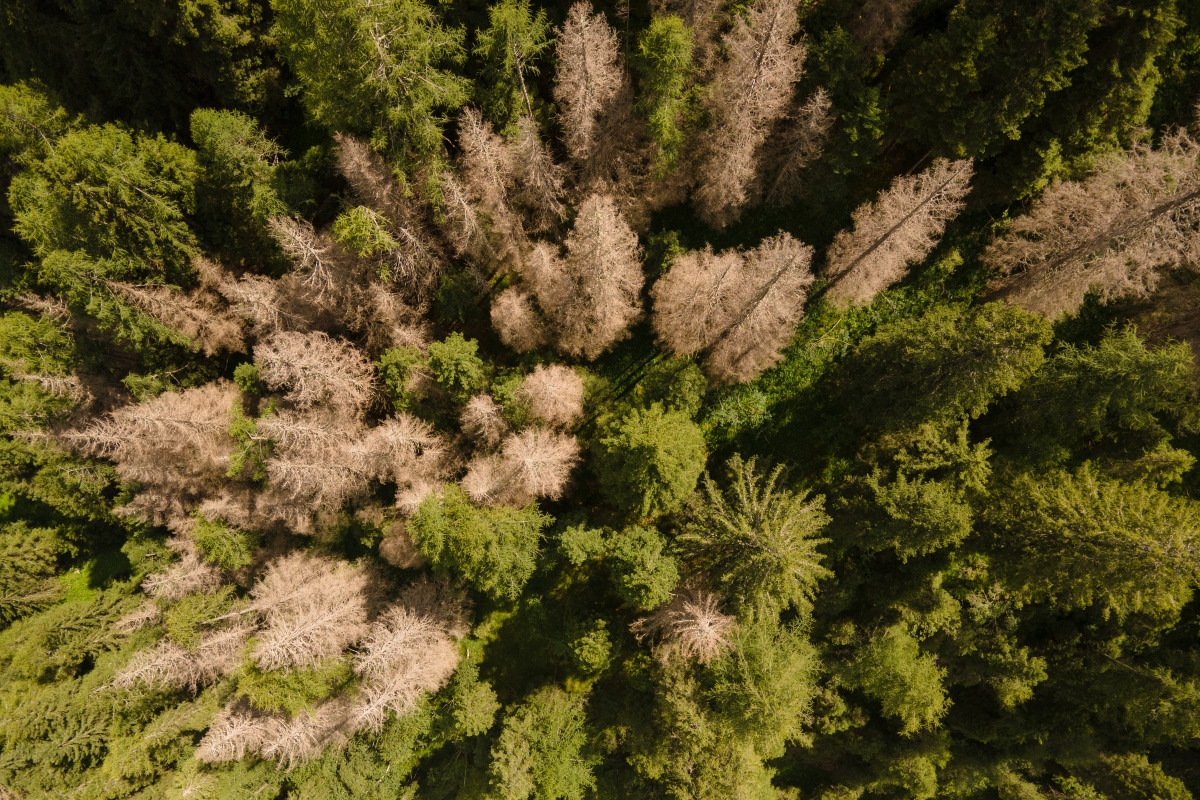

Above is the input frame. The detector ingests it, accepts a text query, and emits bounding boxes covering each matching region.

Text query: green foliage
[984,464,1200,617]
[10,123,199,278]
[190,107,285,264]
[227,398,270,480]
[677,456,830,615]
[567,619,612,677]
[557,522,609,566]
[706,613,820,756]
[288,703,433,799]
[0,310,77,426]
[410,485,550,601]
[844,626,949,736]
[805,25,884,178]
[1085,752,1194,800]
[0,520,65,626]
[594,404,707,519]
[427,332,487,403]
[232,361,265,395]
[891,0,1102,159]
[238,656,354,714]
[473,0,551,128]
[636,357,707,417]
[332,205,398,259]
[0,82,72,163]
[377,345,428,411]
[831,303,1052,436]
[191,515,258,570]
[999,327,1198,482]
[271,0,469,166]
[445,651,500,738]
[851,422,991,559]
[163,585,234,649]
[633,16,694,173]
[488,686,597,800]
[0,0,279,132]
[4,5,1200,798]
[609,526,679,610]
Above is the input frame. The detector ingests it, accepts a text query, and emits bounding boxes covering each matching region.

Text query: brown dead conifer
[461,394,509,448]
[248,552,369,671]
[516,364,584,428]
[526,195,644,359]
[254,331,375,414]
[652,232,814,382]
[110,280,245,356]
[511,116,567,231]
[986,130,1200,318]
[554,3,625,162]
[631,588,735,663]
[825,158,974,306]
[763,88,834,207]
[694,0,806,228]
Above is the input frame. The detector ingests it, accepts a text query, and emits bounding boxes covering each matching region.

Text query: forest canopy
[2,0,1200,798]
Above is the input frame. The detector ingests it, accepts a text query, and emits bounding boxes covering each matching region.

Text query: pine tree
[677,455,830,615]
[271,0,469,164]
[610,525,680,609]
[190,108,286,267]
[408,485,551,600]
[473,0,552,128]
[10,123,199,283]
[693,0,806,228]
[890,0,1104,158]
[652,232,815,382]
[554,3,625,162]
[984,465,1200,617]
[824,158,974,306]
[488,687,597,800]
[594,404,707,518]
[525,194,643,359]
[986,129,1200,318]
[632,15,695,174]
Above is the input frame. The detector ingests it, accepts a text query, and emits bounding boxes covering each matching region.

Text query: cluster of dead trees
[117,556,466,769]
[987,125,1200,319]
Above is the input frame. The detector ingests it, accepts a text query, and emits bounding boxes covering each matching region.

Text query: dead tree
[516,364,585,427]
[652,232,815,382]
[248,552,369,671]
[763,88,834,207]
[987,129,1200,318]
[254,330,375,414]
[825,158,974,306]
[334,134,445,300]
[491,286,550,352]
[694,0,806,228]
[511,115,567,232]
[110,280,246,356]
[554,3,625,162]
[524,194,644,358]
